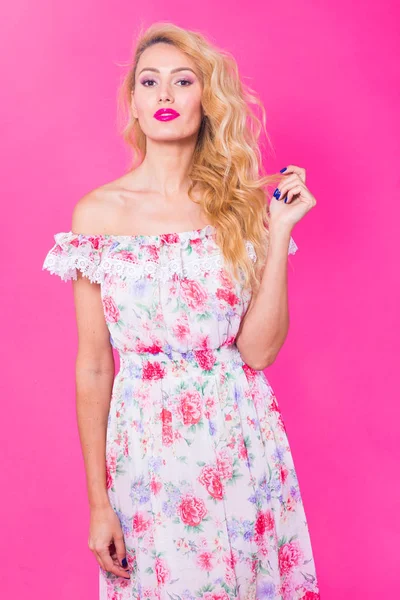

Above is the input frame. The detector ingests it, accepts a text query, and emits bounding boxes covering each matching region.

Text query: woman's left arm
[235,165,317,370]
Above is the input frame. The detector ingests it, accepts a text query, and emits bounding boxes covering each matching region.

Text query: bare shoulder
[71,178,127,235]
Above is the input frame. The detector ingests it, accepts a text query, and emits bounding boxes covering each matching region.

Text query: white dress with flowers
[42,224,320,600]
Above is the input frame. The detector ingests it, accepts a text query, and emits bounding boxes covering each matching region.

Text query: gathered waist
[118,344,246,379]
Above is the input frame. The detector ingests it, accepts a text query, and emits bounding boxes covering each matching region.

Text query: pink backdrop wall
[2,1,399,598]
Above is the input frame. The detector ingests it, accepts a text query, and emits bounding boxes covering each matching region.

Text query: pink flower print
[105,449,117,489]
[132,511,151,536]
[123,429,129,456]
[223,548,238,571]
[177,390,202,426]
[147,244,161,261]
[190,235,206,248]
[280,465,289,484]
[160,233,180,244]
[150,477,162,495]
[278,541,304,576]
[255,510,275,537]
[161,408,172,424]
[281,578,296,600]
[154,557,170,585]
[204,396,217,419]
[269,396,280,412]
[116,250,138,263]
[178,493,207,527]
[216,286,239,307]
[196,551,214,571]
[194,348,217,371]
[285,496,296,512]
[218,269,235,288]
[103,296,120,323]
[216,448,234,480]
[237,435,249,460]
[173,320,190,342]
[142,361,166,381]
[221,335,236,347]
[198,465,224,500]
[180,279,208,310]
[301,593,320,600]
[105,463,113,489]
[136,341,163,354]
[88,235,102,249]
[242,363,258,380]
[161,408,174,447]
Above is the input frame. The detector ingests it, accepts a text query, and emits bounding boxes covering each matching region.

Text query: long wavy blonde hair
[116,22,284,295]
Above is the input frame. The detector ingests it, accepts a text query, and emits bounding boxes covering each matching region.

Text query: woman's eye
[142,79,156,87]
[177,79,192,86]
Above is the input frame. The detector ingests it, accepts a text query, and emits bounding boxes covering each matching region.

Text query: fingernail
[122,558,128,568]
[284,196,288,203]
[273,188,281,200]
[280,167,287,173]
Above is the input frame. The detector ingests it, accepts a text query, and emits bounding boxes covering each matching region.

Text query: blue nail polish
[122,558,128,568]
[280,167,287,173]
[284,196,288,203]
[273,188,281,200]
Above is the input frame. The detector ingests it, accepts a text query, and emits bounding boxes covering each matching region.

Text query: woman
[43,22,319,600]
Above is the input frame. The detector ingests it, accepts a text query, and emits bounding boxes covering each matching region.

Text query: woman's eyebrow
[138,67,197,75]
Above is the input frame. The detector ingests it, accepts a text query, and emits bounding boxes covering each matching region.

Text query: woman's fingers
[113,533,129,571]
[96,544,131,579]
[280,165,306,184]
[270,164,317,228]
[274,173,304,202]
[284,185,303,204]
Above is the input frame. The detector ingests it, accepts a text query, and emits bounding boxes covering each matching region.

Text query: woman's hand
[88,505,131,579]
[268,165,317,231]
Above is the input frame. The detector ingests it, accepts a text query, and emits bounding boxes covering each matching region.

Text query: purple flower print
[256,580,276,599]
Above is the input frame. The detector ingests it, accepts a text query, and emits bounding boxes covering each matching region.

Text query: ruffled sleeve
[246,235,298,262]
[42,232,104,284]
[288,235,298,255]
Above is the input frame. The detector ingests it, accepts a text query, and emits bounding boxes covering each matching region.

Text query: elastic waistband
[118,344,245,379]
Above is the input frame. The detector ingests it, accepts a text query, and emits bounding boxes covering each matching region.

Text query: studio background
[1,1,398,598]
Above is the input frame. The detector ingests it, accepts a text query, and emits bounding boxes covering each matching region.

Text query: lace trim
[245,237,298,261]
[99,252,226,283]
[42,237,298,284]
[42,254,103,284]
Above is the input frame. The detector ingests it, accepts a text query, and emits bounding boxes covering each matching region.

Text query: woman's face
[131,43,204,142]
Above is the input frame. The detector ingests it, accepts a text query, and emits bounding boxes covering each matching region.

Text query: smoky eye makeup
[138,70,197,86]
[140,77,194,87]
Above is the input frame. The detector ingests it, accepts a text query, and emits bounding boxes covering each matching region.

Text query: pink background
[2,1,399,598]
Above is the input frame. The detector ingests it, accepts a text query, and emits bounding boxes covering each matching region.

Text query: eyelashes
[140,78,193,87]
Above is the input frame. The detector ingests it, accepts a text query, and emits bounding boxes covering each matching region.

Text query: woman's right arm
[71,194,115,510]
[70,196,131,579]
[72,268,114,511]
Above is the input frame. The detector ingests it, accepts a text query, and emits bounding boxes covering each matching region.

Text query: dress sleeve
[42,231,104,284]
[246,235,298,262]
[288,235,298,255]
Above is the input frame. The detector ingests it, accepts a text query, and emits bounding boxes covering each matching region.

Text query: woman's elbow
[241,352,276,371]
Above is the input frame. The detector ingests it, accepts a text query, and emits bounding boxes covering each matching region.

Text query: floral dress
[42,224,320,600]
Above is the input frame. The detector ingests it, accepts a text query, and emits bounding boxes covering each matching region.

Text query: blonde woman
[43,22,320,600]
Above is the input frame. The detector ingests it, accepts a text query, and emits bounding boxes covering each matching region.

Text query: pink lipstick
[154,108,180,121]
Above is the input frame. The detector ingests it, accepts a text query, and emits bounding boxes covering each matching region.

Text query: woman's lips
[154,108,180,121]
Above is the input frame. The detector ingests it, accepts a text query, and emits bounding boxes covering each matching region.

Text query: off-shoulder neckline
[67,223,216,240]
